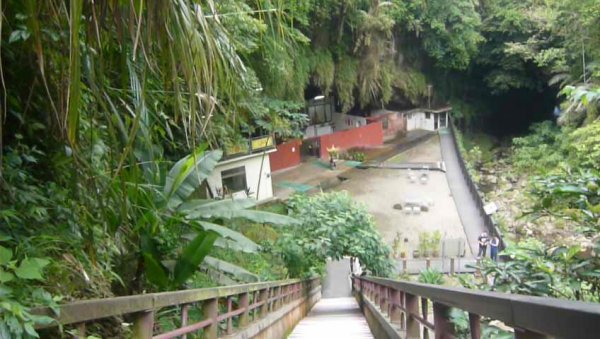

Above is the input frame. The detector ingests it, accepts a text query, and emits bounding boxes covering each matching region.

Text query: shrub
[282,192,394,277]
[418,268,445,285]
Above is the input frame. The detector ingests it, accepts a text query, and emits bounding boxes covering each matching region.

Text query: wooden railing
[35,278,320,338]
[352,276,600,339]
[447,119,505,250]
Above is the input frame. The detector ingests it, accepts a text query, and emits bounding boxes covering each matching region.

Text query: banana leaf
[173,230,219,285]
[164,147,222,210]
[202,256,259,283]
[180,198,299,225]
[187,220,260,253]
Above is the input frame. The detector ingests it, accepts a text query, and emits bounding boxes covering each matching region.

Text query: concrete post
[181,304,189,339]
[433,302,454,339]
[405,293,420,339]
[390,290,402,324]
[239,293,250,327]
[132,310,154,339]
[469,313,480,339]
[259,288,269,317]
[202,298,218,339]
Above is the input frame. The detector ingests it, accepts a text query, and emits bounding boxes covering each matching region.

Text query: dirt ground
[334,136,471,257]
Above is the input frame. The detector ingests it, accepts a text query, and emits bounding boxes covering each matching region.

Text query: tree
[280,192,393,277]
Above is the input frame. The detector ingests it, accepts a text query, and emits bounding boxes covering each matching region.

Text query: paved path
[290,259,374,338]
[322,258,352,298]
[288,298,373,339]
[439,129,487,254]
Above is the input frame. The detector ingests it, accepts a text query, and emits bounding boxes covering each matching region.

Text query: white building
[406,107,450,132]
[206,136,276,203]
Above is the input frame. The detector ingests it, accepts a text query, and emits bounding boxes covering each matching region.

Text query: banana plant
[140,145,298,289]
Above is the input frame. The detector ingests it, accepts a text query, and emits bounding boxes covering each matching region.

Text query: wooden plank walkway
[288,297,373,338]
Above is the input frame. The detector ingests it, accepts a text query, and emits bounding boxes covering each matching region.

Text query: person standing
[477,232,489,258]
[490,236,500,261]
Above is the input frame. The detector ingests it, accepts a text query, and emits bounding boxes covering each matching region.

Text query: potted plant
[392,231,402,259]
[401,237,408,258]
[431,231,442,257]
[412,249,420,259]
[419,232,430,258]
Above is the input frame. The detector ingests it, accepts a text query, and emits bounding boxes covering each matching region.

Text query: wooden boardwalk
[288,297,373,338]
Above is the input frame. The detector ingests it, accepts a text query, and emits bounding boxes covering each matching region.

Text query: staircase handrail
[352,275,600,338]
[34,277,320,338]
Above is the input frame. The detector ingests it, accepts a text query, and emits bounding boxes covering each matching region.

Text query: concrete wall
[207,152,274,202]
[226,286,321,339]
[269,139,302,172]
[318,122,384,159]
[332,112,368,131]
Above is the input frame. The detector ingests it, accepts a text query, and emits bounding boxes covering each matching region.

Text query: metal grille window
[221,166,247,193]
[426,112,431,119]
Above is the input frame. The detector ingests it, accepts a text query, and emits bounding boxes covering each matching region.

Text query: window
[221,166,247,193]
[382,117,389,129]
[425,112,431,119]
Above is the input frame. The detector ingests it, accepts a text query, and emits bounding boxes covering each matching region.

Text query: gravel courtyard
[335,135,472,257]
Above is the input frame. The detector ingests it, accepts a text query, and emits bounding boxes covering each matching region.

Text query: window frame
[221,166,247,194]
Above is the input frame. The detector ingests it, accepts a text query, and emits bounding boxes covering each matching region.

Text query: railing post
[181,304,190,339]
[240,292,250,327]
[259,288,269,317]
[74,323,86,339]
[380,287,388,314]
[426,258,431,269]
[226,296,234,335]
[390,289,402,324]
[202,298,218,339]
[433,302,454,339]
[468,313,480,339]
[422,298,430,339]
[450,257,456,276]
[132,310,154,339]
[405,293,420,339]
[403,259,407,273]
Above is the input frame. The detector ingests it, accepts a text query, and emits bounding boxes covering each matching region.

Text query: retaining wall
[318,122,384,159]
[269,139,302,172]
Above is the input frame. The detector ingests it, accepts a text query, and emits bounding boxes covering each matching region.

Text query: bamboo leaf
[67,0,83,146]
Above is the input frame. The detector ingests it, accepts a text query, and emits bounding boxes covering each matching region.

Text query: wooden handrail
[35,277,320,338]
[352,276,600,339]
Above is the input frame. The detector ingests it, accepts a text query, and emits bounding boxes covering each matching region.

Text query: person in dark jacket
[477,232,489,258]
[490,236,500,261]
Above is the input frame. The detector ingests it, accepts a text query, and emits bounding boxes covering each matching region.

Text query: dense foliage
[1,0,600,336]
[280,192,393,278]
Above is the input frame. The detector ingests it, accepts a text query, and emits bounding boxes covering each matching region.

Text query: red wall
[269,139,302,172]
[367,112,407,139]
[318,122,383,159]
